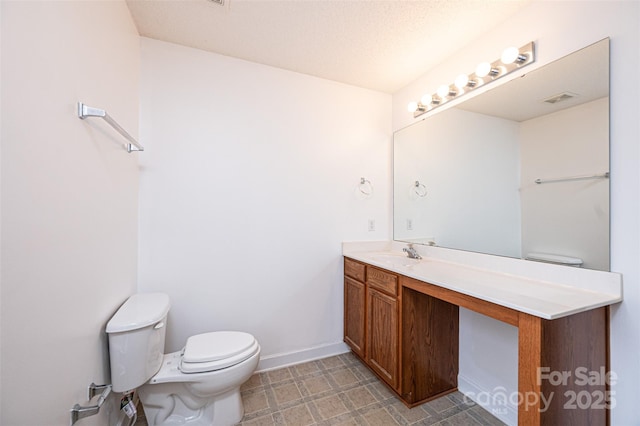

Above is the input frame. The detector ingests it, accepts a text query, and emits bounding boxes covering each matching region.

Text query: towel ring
[359,178,373,196]
[413,181,427,197]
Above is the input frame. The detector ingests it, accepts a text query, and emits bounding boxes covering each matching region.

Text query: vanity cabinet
[344,253,613,424]
[343,258,463,406]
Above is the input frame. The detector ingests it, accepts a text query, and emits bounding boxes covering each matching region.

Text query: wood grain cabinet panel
[401,286,458,405]
[344,257,366,282]
[344,276,366,358]
[367,287,399,390]
[367,266,398,296]
[519,308,609,425]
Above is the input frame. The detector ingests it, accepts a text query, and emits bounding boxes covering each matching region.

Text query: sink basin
[367,253,421,268]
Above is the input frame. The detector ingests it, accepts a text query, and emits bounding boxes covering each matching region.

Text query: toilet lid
[180,331,259,374]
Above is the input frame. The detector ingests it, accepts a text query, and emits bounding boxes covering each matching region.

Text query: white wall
[394,108,521,257]
[520,97,610,271]
[1,1,140,425]
[138,38,391,368]
[393,1,640,425]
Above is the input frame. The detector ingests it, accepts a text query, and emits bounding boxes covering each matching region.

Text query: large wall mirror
[394,38,610,271]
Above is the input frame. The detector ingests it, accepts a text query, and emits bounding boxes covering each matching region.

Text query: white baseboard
[458,375,517,426]
[256,342,350,372]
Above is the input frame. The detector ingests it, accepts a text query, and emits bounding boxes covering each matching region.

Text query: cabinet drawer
[344,258,366,282]
[367,267,398,296]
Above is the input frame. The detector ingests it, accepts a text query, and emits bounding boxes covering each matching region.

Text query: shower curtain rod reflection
[77,102,144,152]
[534,172,609,185]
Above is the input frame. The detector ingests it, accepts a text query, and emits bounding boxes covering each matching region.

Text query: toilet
[106,293,260,426]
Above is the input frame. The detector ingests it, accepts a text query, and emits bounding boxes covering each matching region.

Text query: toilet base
[139,385,244,426]
[137,348,260,426]
[209,388,244,426]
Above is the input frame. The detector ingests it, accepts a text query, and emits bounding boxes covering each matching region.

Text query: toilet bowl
[139,332,260,426]
[106,293,260,426]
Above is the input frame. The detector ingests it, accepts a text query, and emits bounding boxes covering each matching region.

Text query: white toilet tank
[106,293,171,392]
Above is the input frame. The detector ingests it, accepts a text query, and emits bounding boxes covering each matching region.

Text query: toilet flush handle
[154,321,165,330]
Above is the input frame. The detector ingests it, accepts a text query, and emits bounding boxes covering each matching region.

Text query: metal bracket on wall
[77,102,144,152]
[70,383,112,425]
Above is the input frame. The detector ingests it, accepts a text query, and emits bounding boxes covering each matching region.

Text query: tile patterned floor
[136,352,505,425]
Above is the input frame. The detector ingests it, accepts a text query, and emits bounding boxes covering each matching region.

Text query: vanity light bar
[408,41,536,118]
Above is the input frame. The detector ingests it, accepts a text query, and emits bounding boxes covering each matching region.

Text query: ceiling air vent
[543,92,579,104]
[207,0,224,4]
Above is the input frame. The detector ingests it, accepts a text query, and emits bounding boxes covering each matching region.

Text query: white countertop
[343,241,622,320]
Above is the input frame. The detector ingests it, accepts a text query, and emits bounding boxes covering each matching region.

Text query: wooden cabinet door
[344,276,366,358]
[367,287,399,390]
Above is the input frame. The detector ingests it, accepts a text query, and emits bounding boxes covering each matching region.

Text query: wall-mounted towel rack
[77,102,144,152]
[534,172,609,185]
[413,180,427,197]
[359,177,373,197]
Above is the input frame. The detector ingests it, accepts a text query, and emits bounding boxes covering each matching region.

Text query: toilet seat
[180,331,259,373]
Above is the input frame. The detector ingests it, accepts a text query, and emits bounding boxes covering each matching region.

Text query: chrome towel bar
[77,102,144,152]
[534,172,609,185]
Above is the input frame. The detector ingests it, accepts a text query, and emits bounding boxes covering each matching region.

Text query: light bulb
[475,62,491,78]
[501,47,520,64]
[436,85,450,98]
[420,94,433,105]
[407,101,418,113]
[454,74,469,89]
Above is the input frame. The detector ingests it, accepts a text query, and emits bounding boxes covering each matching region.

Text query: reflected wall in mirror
[394,39,609,271]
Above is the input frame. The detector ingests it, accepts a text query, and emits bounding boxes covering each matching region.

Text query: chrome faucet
[403,244,422,259]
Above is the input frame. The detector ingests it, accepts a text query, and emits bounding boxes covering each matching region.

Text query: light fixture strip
[410,41,535,118]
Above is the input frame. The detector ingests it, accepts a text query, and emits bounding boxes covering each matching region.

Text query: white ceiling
[125,0,531,94]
